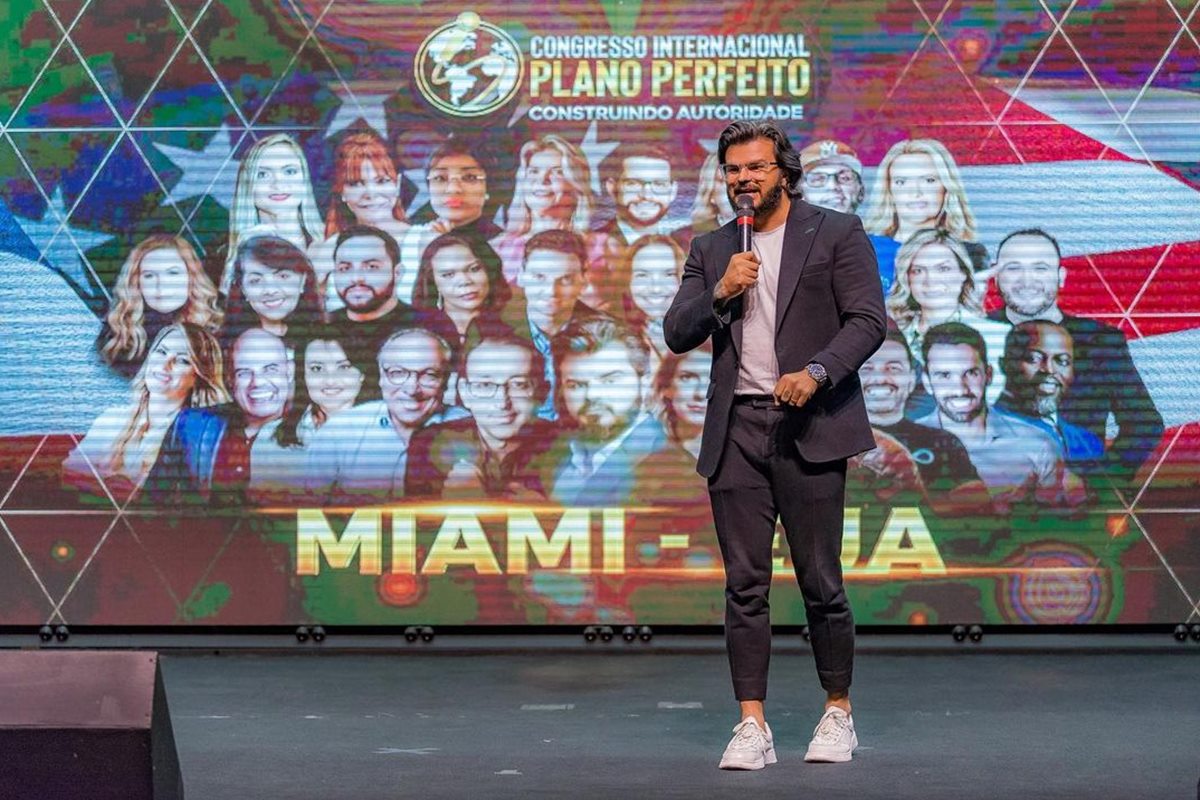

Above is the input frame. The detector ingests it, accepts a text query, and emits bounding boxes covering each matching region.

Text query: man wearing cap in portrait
[798,139,865,216]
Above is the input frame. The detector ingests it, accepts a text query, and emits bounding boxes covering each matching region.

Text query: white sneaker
[804,706,858,763]
[718,717,777,770]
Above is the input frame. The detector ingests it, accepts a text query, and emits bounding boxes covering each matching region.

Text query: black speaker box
[0,651,183,799]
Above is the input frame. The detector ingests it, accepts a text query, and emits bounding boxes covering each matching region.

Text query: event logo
[414,11,524,117]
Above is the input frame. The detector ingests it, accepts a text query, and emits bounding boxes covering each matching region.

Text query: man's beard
[939,396,983,424]
[342,282,394,313]
[1033,394,1060,417]
[575,403,638,443]
[729,179,785,220]
[755,180,785,219]
[1004,288,1056,318]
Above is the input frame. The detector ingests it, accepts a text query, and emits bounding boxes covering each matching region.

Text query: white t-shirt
[735,223,786,395]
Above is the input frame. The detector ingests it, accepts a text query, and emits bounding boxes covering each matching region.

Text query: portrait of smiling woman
[65,323,229,502]
[221,133,324,295]
[223,235,325,340]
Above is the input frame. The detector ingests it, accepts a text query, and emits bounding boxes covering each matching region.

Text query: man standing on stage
[664,121,886,770]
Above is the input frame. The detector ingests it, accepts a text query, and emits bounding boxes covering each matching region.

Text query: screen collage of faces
[1,1,1197,628]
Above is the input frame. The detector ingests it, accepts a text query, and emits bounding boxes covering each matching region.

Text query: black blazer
[663,199,886,478]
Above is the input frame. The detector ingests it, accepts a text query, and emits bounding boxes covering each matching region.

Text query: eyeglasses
[428,171,486,187]
[618,178,674,196]
[381,365,445,390]
[719,161,778,179]
[803,169,858,188]
[463,377,536,400]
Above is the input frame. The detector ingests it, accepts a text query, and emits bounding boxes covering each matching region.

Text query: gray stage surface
[155,636,1199,799]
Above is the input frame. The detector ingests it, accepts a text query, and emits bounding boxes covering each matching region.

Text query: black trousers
[708,400,854,700]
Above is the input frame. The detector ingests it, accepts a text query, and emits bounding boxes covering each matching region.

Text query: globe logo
[415,12,524,117]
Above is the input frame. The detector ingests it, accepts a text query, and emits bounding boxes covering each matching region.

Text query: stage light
[951,625,967,642]
[420,626,435,642]
[800,625,811,642]
[37,625,53,643]
[583,626,598,643]
[622,625,637,642]
[638,625,653,642]
[598,625,614,642]
[1189,624,1200,643]
[968,624,983,643]
[54,625,69,642]
[295,626,310,643]
[1174,624,1189,642]
[311,626,326,643]
[404,626,420,643]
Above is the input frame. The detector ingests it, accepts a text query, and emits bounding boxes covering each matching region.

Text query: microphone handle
[738,218,753,253]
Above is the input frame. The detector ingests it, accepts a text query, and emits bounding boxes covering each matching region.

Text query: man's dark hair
[716,121,804,197]
[523,229,588,269]
[334,224,400,267]
[551,313,650,379]
[996,228,1062,263]
[883,328,917,371]
[600,141,675,188]
[921,321,987,369]
[1000,320,1072,381]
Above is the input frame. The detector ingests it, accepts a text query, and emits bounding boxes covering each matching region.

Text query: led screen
[2,0,1198,627]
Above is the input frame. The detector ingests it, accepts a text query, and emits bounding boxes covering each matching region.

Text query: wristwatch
[805,362,829,387]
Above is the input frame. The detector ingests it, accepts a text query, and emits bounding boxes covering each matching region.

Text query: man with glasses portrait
[406,336,555,500]
[587,142,693,312]
[797,139,865,216]
[304,327,467,504]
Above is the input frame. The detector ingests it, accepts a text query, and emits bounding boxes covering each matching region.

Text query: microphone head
[735,193,755,213]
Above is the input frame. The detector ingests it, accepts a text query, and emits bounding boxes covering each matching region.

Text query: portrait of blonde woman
[493,134,594,282]
[689,152,735,234]
[863,138,986,293]
[222,133,323,295]
[65,323,229,502]
[98,234,222,378]
[886,228,1010,405]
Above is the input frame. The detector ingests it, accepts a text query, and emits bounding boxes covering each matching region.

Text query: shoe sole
[804,732,858,763]
[719,743,776,770]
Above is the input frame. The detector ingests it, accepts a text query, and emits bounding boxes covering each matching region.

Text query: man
[330,224,415,356]
[146,327,291,505]
[505,229,600,420]
[664,120,886,769]
[546,315,690,507]
[406,336,554,499]
[994,320,1105,471]
[916,322,1086,512]
[304,327,465,504]
[990,228,1163,481]
[588,142,691,309]
[798,139,865,215]
[858,330,991,515]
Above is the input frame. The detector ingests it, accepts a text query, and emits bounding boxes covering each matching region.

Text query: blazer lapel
[774,201,822,334]
[711,224,744,356]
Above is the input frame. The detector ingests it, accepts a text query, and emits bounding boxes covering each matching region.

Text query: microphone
[735,194,755,253]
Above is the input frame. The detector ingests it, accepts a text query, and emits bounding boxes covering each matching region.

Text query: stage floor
[160,637,1199,799]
